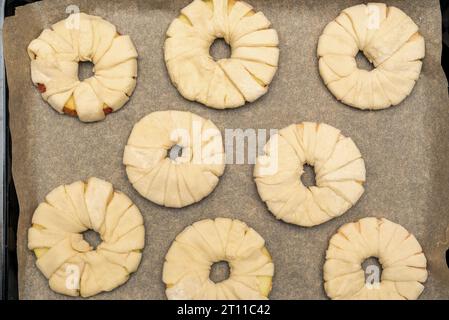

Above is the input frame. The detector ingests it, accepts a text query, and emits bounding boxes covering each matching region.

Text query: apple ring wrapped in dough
[163,218,274,300]
[254,122,365,227]
[28,177,145,297]
[124,110,225,208]
[323,217,427,300]
[27,13,138,122]
[318,3,425,110]
[164,0,279,109]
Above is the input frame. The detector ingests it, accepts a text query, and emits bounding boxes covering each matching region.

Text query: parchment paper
[3,0,449,299]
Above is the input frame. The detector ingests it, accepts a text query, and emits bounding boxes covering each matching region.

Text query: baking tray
[1,0,449,301]
[1,0,41,300]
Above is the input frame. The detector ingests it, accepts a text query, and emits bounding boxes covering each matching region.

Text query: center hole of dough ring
[355,52,374,71]
[164,1,280,109]
[82,230,102,249]
[168,144,186,162]
[300,164,317,187]
[209,38,232,60]
[27,13,138,122]
[323,217,428,300]
[317,3,425,110]
[162,218,274,300]
[78,61,95,81]
[124,110,225,208]
[27,177,146,298]
[362,257,383,286]
[209,261,231,283]
[254,122,366,227]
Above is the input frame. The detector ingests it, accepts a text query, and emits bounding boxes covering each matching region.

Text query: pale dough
[254,122,366,227]
[164,0,279,109]
[28,177,145,297]
[318,3,425,110]
[124,110,225,208]
[28,13,138,122]
[324,217,428,300]
[163,218,274,300]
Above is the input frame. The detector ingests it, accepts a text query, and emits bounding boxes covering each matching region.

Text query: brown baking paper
[3,0,449,299]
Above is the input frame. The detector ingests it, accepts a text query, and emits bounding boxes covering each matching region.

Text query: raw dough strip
[28,13,138,122]
[124,110,225,208]
[28,177,145,297]
[318,3,425,110]
[165,0,279,109]
[163,218,274,300]
[324,217,427,300]
[254,122,366,227]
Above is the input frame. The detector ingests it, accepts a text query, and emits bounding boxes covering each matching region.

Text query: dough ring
[124,110,225,208]
[162,218,274,299]
[28,13,138,122]
[28,177,145,297]
[164,0,279,109]
[324,217,428,300]
[254,122,366,227]
[318,3,425,110]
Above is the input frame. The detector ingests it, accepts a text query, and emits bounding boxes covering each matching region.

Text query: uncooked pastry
[27,177,145,297]
[164,0,279,109]
[124,110,225,207]
[324,217,428,300]
[162,218,274,299]
[318,3,425,110]
[28,13,138,122]
[254,122,366,227]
